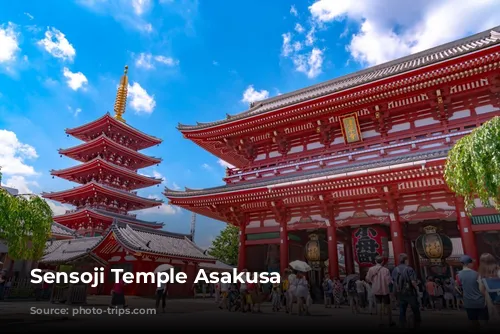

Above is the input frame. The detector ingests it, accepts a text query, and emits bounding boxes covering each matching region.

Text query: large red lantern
[352,226,389,268]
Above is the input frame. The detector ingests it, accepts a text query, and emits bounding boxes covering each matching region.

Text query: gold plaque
[340,113,362,144]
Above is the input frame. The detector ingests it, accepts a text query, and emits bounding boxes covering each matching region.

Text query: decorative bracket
[272,131,290,156]
[316,120,335,146]
[371,105,392,137]
[429,88,451,124]
[270,200,290,224]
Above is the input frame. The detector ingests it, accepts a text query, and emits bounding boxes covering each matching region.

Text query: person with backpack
[366,255,394,327]
[477,253,500,324]
[346,277,359,314]
[322,273,333,308]
[391,253,421,328]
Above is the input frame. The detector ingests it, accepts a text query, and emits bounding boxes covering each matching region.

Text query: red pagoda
[165,27,500,281]
[42,66,165,236]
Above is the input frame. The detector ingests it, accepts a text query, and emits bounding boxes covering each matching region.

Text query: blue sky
[0,0,499,248]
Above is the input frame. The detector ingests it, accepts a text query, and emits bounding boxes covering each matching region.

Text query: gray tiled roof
[111,222,214,261]
[51,222,76,237]
[199,260,234,271]
[92,208,163,227]
[165,148,449,197]
[41,237,102,264]
[178,27,500,131]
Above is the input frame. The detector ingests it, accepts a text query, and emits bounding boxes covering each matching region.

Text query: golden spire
[114,65,129,123]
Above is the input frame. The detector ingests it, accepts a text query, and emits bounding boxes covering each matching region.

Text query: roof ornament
[114,65,129,123]
[491,30,500,40]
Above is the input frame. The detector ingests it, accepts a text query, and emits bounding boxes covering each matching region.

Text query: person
[392,253,421,328]
[477,253,500,322]
[239,269,249,312]
[364,280,376,315]
[332,277,343,308]
[443,278,456,310]
[271,281,281,312]
[434,278,444,310]
[111,275,127,308]
[416,279,425,311]
[425,276,437,310]
[366,255,394,327]
[0,270,5,300]
[214,282,220,304]
[219,281,229,310]
[346,277,359,314]
[295,272,309,315]
[155,281,167,313]
[457,255,488,328]
[322,273,333,308]
[282,270,289,309]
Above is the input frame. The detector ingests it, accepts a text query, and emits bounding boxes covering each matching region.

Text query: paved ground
[0,296,489,330]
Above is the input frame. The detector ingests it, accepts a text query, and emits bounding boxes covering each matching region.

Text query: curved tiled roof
[178,27,500,131]
[41,237,103,264]
[51,222,76,237]
[165,148,449,197]
[111,222,214,261]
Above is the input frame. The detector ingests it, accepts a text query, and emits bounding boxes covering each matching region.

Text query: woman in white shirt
[295,272,310,315]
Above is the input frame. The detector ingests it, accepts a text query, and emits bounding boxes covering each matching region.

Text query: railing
[51,284,87,304]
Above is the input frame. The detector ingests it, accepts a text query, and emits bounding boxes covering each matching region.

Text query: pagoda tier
[50,157,162,191]
[58,134,162,170]
[52,208,164,232]
[65,113,162,151]
[42,181,162,214]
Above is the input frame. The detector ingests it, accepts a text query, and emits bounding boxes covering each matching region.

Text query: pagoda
[43,66,165,236]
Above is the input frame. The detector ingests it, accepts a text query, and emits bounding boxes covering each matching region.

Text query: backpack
[394,266,415,295]
[482,277,500,305]
[347,280,356,293]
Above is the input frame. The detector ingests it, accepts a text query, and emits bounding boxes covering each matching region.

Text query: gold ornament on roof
[114,65,129,123]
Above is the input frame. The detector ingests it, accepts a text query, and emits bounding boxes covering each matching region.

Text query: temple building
[40,67,215,299]
[165,27,500,282]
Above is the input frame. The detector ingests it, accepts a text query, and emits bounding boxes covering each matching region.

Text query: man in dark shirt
[457,255,488,328]
[391,253,421,328]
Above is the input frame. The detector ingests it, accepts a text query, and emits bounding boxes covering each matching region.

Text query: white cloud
[201,163,212,170]
[142,194,180,215]
[1,175,38,194]
[172,182,181,190]
[38,27,76,62]
[67,106,82,117]
[135,52,179,69]
[212,60,219,66]
[45,199,72,215]
[0,22,20,63]
[24,12,34,20]
[217,159,234,169]
[0,130,38,176]
[63,67,88,91]
[308,0,500,66]
[290,5,298,17]
[241,85,269,104]
[294,23,305,33]
[127,82,156,114]
[281,32,323,79]
[131,0,152,15]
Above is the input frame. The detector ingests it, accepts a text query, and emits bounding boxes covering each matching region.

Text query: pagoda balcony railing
[223,116,493,184]
[64,207,137,218]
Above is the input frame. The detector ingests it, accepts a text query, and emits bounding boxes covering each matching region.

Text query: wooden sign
[340,113,362,143]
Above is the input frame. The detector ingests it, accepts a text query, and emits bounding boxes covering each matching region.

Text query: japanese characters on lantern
[352,226,389,267]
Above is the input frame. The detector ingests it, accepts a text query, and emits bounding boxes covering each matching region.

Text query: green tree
[209,225,239,265]
[444,116,500,214]
[0,171,53,260]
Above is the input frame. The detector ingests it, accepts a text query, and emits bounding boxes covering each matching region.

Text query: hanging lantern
[415,225,453,265]
[304,234,327,268]
[352,226,389,268]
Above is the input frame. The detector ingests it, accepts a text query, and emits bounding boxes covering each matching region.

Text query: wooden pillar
[388,198,405,265]
[237,223,246,271]
[455,197,478,267]
[404,237,415,268]
[279,219,289,274]
[344,231,355,274]
[327,224,339,278]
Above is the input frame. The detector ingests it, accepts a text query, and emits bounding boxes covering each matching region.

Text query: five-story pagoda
[43,66,164,236]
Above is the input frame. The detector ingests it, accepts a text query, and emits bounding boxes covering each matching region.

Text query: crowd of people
[207,252,499,329]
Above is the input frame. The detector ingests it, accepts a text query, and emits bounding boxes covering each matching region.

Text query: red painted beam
[471,225,500,232]
[245,238,280,246]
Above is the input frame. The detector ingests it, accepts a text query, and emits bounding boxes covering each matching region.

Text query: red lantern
[352,226,389,268]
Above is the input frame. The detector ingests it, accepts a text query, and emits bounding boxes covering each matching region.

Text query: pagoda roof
[53,207,164,228]
[58,134,162,167]
[51,157,163,190]
[41,221,214,264]
[51,222,77,238]
[165,148,449,198]
[178,26,500,132]
[42,181,163,210]
[65,113,162,150]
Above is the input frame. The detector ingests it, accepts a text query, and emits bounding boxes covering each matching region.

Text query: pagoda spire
[114,65,129,123]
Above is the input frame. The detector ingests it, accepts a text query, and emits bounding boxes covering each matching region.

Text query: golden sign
[340,113,362,144]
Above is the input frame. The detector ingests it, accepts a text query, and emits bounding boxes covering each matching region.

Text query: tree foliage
[444,116,500,214]
[0,172,53,260]
[208,225,239,266]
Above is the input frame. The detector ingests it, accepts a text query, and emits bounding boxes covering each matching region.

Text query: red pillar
[389,199,405,265]
[404,238,415,268]
[327,225,339,278]
[279,220,289,274]
[344,231,355,274]
[237,223,246,271]
[455,198,478,266]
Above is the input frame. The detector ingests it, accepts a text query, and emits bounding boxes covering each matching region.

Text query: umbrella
[289,260,312,272]
[344,274,359,284]
[154,263,173,273]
